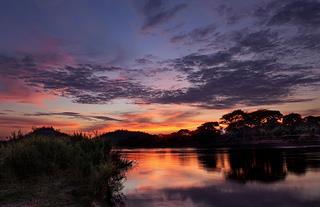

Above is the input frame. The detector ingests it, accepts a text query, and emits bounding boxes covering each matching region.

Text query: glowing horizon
[1,0,319,138]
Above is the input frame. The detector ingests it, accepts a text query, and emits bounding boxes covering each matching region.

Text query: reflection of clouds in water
[122,148,320,207]
[126,180,320,207]
[138,169,154,175]
[282,172,320,201]
[123,150,222,193]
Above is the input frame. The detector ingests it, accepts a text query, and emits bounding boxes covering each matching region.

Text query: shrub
[0,136,132,206]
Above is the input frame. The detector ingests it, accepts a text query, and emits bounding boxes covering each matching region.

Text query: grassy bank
[0,135,132,207]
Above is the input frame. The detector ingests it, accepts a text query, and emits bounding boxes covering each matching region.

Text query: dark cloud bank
[24,111,121,122]
[141,0,187,31]
[1,0,320,109]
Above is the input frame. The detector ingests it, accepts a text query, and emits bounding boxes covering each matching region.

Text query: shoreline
[113,139,320,150]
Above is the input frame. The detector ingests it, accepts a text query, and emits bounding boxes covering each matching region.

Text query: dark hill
[97,130,160,147]
[25,127,69,138]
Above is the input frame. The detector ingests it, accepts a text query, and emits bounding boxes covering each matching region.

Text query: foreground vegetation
[0,109,319,205]
[0,133,132,206]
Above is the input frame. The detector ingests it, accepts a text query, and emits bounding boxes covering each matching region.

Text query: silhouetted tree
[193,122,221,141]
[283,113,302,126]
[283,113,303,134]
[220,109,251,138]
[176,129,192,136]
[303,116,320,135]
[248,110,282,128]
[162,129,193,147]
[248,109,283,137]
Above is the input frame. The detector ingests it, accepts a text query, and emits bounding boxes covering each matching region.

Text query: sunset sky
[0,0,319,137]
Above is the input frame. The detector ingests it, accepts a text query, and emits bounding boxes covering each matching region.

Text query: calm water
[119,147,320,207]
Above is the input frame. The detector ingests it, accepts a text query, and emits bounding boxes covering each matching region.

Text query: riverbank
[0,135,132,207]
[113,136,320,149]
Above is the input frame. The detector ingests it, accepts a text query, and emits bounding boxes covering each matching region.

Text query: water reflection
[121,148,320,207]
[201,149,287,182]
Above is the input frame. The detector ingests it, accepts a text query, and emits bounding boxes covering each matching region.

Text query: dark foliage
[0,132,132,206]
[98,130,161,148]
[1,109,320,149]
[96,109,320,148]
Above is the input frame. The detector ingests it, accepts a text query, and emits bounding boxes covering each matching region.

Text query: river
[120,147,320,207]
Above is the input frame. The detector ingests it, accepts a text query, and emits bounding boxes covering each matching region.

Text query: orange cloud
[0,77,54,105]
[0,115,79,138]
[91,106,209,134]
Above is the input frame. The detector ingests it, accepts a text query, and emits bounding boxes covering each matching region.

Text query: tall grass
[0,135,132,206]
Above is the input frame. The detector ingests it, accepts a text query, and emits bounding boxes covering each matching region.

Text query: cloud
[170,24,217,43]
[173,51,233,70]
[1,0,320,110]
[0,115,82,138]
[25,111,122,122]
[141,0,187,31]
[120,110,200,124]
[0,115,78,137]
[302,108,320,116]
[0,116,77,128]
[231,29,280,54]
[135,54,157,65]
[156,55,320,109]
[0,76,51,104]
[158,0,320,109]
[0,55,152,104]
[269,0,320,27]
[1,47,319,110]
[164,111,201,122]
[289,32,320,55]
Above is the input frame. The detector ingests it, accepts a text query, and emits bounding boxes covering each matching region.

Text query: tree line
[97,109,320,148]
[2,109,320,148]
[160,109,320,146]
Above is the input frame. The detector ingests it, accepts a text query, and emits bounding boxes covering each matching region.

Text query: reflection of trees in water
[286,151,308,175]
[197,150,231,172]
[226,150,286,183]
[197,151,217,171]
[196,148,320,183]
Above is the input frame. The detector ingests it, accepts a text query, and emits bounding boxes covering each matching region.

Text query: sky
[0,0,320,137]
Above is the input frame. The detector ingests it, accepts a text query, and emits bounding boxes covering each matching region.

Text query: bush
[0,136,132,206]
